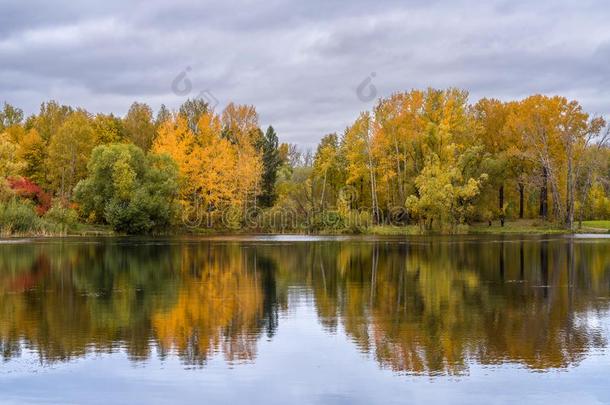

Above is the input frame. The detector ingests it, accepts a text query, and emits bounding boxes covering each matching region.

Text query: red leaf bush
[7,177,51,215]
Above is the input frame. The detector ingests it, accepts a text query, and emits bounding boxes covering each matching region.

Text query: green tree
[124,102,156,151]
[74,143,178,234]
[260,126,281,207]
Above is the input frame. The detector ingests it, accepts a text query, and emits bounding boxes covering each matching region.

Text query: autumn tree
[221,103,263,210]
[221,103,259,144]
[342,112,378,218]
[16,129,47,186]
[47,111,96,199]
[178,98,209,134]
[0,102,23,132]
[372,91,426,206]
[124,102,156,151]
[473,98,512,224]
[155,104,172,129]
[92,113,125,144]
[313,133,342,210]
[25,101,73,142]
[575,126,609,226]
[153,113,240,214]
[560,108,605,229]
[0,132,24,179]
[406,150,487,231]
[506,95,602,227]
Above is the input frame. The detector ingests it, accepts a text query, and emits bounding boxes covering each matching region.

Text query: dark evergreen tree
[260,126,281,207]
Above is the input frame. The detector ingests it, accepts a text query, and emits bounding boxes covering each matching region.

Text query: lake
[0,235,609,404]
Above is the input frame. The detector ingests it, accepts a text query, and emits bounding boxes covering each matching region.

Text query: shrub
[343,209,372,233]
[308,210,345,232]
[44,200,79,233]
[7,177,51,214]
[0,178,14,201]
[0,198,43,234]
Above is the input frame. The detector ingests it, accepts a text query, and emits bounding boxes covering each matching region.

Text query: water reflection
[0,236,609,375]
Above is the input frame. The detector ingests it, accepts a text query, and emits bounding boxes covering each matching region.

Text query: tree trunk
[578,185,588,229]
[320,170,327,210]
[392,135,404,204]
[518,182,525,219]
[498,184,505,227]
[60,169,65,200]
[365,122,379,224]
[369,165,379,223]
[566,142,574,230]
[549,167,563,222]
[539,167,548,219]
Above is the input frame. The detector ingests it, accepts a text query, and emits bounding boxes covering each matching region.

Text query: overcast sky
[1,0,609,147]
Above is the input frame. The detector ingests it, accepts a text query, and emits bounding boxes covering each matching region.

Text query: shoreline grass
[581,220,610,231]
[3,219,610,238]
[468,220,569,235]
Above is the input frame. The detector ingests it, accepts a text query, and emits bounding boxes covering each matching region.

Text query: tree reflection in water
[0,237,608,375]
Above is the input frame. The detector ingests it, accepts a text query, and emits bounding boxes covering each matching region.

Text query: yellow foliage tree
[154,111,261,225]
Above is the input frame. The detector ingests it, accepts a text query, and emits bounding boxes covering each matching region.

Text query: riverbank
[3,219,609,238]
[367,220,610,236]
[0,223,115,238]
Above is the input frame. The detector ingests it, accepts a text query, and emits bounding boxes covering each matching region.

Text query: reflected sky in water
[0,235,610,404]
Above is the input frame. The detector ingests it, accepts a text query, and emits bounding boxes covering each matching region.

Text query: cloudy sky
[1,0,609,147]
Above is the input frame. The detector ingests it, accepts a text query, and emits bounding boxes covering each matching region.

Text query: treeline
[1,89,609,234]
[0,99,284,233]
[298,89,610,232]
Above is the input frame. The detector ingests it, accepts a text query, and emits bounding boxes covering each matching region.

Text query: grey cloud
[0,0,609,145]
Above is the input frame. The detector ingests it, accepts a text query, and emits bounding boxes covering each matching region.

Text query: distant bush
[7,177,51,214]
[44,200,79,233]
[307,211,345,232]
[342,210,372,233]
[0,198,43,234]
[0,197,82,236]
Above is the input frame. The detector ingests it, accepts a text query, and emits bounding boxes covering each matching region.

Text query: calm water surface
[0,235,609,404]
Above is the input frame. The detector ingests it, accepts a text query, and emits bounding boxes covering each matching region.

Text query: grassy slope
[368,219,604,235]
[469,219,568,234]
[0,223,115,238]
[367,225,422,235]
[4,220,609,238]
[581,220,610,231]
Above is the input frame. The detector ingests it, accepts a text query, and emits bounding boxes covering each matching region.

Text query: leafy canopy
[74,143,179,234]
